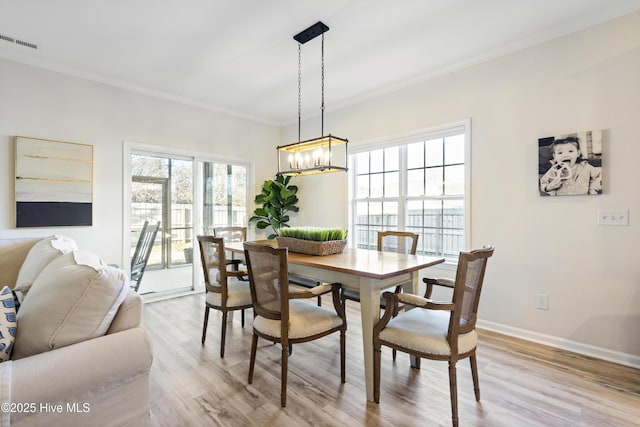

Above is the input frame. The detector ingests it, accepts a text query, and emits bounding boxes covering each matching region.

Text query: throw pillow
[11,283,32,310]
[14,235,78,291]
[12,250,129,360]
[10,289,21,312]
[0,286,17,362]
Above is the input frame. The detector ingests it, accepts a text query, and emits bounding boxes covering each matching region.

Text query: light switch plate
[535,294,549,310]
[597,209,629,226]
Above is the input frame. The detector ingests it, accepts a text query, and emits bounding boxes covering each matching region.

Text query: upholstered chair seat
[205,278,252,308]
[378,308,478,356]
[253,299,345,339]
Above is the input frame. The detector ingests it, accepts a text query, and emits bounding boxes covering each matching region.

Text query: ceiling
[1,1,639,126]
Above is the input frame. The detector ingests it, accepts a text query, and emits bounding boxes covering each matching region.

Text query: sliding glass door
[130,153,193,294]
[125,147,250,297]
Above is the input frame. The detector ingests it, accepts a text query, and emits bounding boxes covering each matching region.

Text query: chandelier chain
[298,43,302,142]
[321,33,325,136]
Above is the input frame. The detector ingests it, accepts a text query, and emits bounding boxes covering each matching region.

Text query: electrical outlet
[597,209,629,226]
[535,294,549,310]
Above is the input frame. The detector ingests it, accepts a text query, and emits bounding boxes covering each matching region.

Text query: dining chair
[130,220,160,292]
[373,246,494,427]
[213,226,247,271]
[341,230,419,310]
[197,235,252,358]
[243,242,347,407]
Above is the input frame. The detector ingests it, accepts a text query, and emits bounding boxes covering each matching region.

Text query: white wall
[285,12,640,365]
[0,58,279,265]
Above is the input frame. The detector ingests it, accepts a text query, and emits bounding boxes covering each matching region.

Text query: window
[202,161,247,232]
[350,121,469,262]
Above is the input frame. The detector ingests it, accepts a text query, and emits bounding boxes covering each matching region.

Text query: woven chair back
[197,236,227,293]
[214,226,247,243]
[377,231,419,255]
[243,243,289,320]
[451,246,494,334]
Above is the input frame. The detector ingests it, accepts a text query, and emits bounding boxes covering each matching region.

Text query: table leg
[409,271,421,369]
[358,277,380,402]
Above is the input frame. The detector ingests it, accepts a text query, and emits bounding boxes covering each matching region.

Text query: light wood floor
[144,293,640,426]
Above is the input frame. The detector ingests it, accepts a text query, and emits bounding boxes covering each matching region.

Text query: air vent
[0,33,38,50]
[15,39,38,50]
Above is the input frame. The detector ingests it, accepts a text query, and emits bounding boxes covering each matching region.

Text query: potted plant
[249,175,299,239]
[277,226,348,256]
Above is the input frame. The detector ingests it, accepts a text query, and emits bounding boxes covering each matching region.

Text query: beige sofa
[0,237,153,426]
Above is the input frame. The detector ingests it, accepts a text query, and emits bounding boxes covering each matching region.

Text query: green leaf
[253,207,268,217]
[280,188,294,200]
[270,197,283,209]
[266,205,279,219]
[263,191,275,203]
[284,195,298,206]
[256,221,270,229]
[248,215,263,223]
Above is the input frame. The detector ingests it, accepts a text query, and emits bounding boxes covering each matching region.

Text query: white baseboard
[477,320,640,370]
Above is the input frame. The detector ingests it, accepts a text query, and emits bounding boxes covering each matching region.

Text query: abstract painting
[15,136,93,227]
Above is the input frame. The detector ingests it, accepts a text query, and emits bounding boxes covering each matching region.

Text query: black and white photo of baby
[538,130,603,196]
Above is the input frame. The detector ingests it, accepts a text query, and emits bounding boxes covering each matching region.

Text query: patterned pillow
[0,286,17,362]
[11,288,23,312]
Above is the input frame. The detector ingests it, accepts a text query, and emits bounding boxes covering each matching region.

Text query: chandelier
[277,21,348,176]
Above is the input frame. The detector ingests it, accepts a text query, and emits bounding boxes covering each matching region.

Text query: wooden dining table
[226,240,445,402]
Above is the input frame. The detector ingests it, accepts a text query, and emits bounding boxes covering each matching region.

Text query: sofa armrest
[107,290,143,334]
[10,327,152,406]
[0,239,38,288]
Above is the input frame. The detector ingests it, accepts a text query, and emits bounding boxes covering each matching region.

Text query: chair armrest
[375,292,401,333]
[423,276,455,298]
[396,293,455,311]
[376,290,456,335]
[289,282,337,299]
[227,270,248,278]
[423,277,455,288]
[396,292,429,307]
